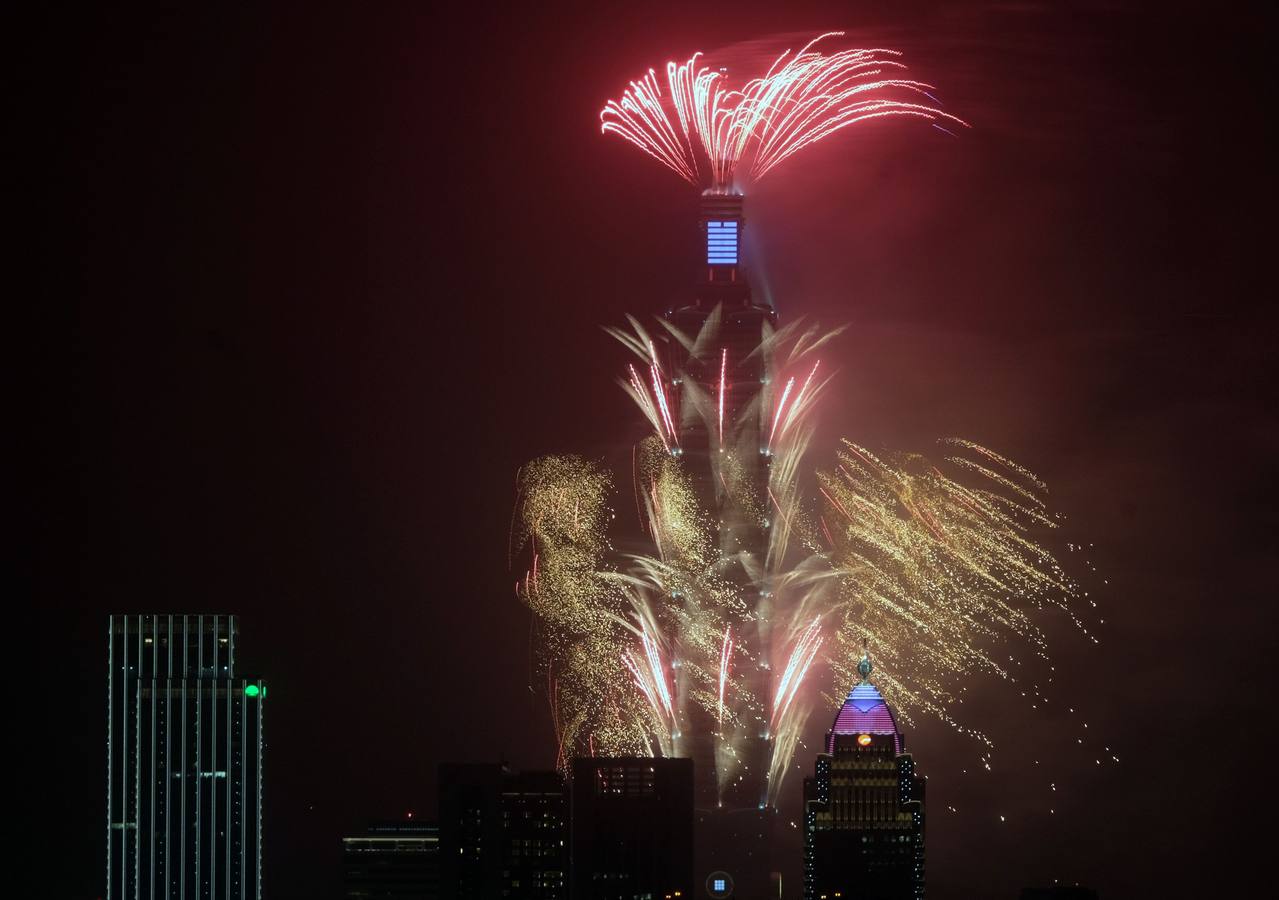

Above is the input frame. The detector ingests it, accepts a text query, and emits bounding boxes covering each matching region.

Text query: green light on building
[244,684,260,697]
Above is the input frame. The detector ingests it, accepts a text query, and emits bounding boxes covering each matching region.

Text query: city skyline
[28,2,1274,898]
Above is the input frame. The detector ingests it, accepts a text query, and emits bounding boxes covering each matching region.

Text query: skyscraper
[588,50,974,895]
[437,763,567,899]
[501,770,569,899]
[802,650,925,900]
[107,614,265,899]
[1020,888,1099,900]
[664,192,780,893]
[438,764,502,900]
[343,819,440,899]
[569,757,694,900]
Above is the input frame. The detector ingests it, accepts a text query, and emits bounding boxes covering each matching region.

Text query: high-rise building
[1020,888,1099,900]
[663,192,781,894]
[342,819,440,899]
[501,770,569,898]
[439,764,502,899]
[107,614,265,900]
[438,763,567,899]
[569,757,694,900]
[802,650,925,900]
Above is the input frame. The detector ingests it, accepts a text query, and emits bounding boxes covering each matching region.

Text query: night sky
[30,2,1275,898]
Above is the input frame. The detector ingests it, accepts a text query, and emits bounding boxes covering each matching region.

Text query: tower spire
[858,638,873,682]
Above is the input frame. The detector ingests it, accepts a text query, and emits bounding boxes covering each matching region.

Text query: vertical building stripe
[150,672,156,900]
[240,687,246,900]
[108,617,115,900]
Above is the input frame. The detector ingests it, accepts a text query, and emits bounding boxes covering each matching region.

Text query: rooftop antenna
[858,638,873,682]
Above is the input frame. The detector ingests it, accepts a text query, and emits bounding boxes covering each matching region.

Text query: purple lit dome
[826,649,903,753]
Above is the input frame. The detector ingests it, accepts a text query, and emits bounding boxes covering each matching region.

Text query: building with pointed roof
[802,649,926,900]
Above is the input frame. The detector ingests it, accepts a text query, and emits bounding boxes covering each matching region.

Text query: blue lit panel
[706,220,738,265]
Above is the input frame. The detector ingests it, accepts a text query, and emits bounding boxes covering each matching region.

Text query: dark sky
[30,2,1275,898]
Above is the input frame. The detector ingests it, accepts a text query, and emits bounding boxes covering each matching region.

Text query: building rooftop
[826,649,902,752]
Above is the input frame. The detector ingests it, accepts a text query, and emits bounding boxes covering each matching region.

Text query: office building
[343,819,440,899]
[107,614,265,899]
[803,650,925,900]
[1020,888,1098,900]
[570,757,693,900]
[438,763,567,899]
[502,770,568,898]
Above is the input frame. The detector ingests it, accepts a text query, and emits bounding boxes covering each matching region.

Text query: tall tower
[107,614,265,899]
[802,650,926,900]
[665,189,781,896]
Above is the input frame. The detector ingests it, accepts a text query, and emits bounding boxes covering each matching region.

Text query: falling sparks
[816,438,1093,751]
[600,67,700,184]
[601,33,968,188]
[514,310,1094,807]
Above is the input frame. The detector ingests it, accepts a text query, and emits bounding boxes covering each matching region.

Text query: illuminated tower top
[827,649,904,754]
[695,190,755,310]
[806,649,925,899]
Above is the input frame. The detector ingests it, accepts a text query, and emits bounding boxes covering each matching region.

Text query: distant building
[502,770,569,898]
[803,649,925,900]
[570,757,694,900]
[107,614,265,900]
[343,819,440,899]
[438,763,567,899]
[1020,887,1099,900]
[439,764,502,899]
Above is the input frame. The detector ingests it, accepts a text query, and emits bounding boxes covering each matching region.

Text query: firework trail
[513,312,1088,805]
[601,32,968,188]
[717,625,733,727]
[771,616,823,731]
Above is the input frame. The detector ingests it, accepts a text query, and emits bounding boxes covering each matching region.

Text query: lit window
[706,221,739,265]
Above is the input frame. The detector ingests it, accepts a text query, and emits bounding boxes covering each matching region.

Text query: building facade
[1019,888,1099,900]
[803,651,925,900]
[107,614,265,900]
[501,770,569,898]
[343,820,440,899]
[438,763,567,899]
[569,757,694,900]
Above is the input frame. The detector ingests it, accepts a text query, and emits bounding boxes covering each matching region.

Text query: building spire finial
[858,638,873,682]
